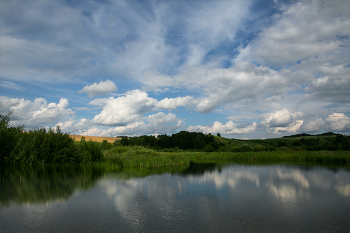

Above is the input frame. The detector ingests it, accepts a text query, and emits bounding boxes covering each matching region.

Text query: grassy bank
[188,150,350,166]
[103,147,350,168]
[104,146,191,168]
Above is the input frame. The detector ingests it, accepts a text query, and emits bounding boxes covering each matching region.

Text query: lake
[1,162,349,232]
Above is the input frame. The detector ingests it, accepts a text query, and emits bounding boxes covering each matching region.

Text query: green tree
[120,137,129,146]
[0,112,24,164]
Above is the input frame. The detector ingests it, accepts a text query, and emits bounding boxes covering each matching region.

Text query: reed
[187,150,350,166]
[104,146,191,168]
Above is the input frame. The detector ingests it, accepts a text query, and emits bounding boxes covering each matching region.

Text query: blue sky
[1,0,349,139]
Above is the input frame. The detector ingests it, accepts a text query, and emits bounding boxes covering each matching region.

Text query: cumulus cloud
[58,112,183,137]
[78,80,118,97]
[187,121,257,135]
[299,113,350,133]
[324,113,350,132]
[108,112,183,136]
[90,90,158,126]
[299,118,326,133]
[0,96,75,128]
[261,108,304,134]
[263,109,350,134]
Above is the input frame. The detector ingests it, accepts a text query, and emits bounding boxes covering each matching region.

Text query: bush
[101,140,113,150]
[202,144,215,152]
[292,141,302,146]
[78,140,102,163]
[9,126,81,164]
[231,144,253,152]
[253,145,265,152]
[264,146,277,151]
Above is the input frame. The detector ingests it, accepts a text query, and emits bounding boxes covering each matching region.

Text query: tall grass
[188,151,350,166]
[104,146,190,168]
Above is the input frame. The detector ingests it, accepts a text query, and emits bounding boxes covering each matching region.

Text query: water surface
[1,163,349,232]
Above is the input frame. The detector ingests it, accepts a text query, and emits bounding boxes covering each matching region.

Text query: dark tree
[120,137,129,146]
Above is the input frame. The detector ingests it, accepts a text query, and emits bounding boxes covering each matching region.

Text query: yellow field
[69,135,121,143]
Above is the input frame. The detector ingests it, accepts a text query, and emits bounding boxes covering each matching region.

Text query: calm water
[1,163,350,232]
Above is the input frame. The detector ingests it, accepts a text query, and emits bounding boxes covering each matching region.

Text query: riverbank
[103,148,350,168]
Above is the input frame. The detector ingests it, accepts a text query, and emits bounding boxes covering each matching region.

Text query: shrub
[202,144,215,152]
[253,145,265,152]
[264,146,277,151]
[237,144,254,152]
[231,144,253,152]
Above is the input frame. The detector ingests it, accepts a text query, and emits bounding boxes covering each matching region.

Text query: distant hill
[282,132,342,138]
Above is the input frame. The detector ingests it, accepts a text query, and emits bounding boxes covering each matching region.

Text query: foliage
[105,146,190,168]
[122,131,216,151]
[231,144,254,152]
[202,144,215,152]
[0,112,24,164]
[77,138,103,163]
[1,111,349,167]
[101,140,113,150]
[9,127,81,164]
[253,145,265,152]
[0,112,103,164]
[120,137,129,146]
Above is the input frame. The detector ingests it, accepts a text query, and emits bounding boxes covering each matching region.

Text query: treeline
[282,132,341,138]
[291,135,350,151]
[119,131,217,151]
[1,112,103,164]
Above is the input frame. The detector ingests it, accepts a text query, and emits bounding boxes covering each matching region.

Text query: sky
[0,0,349,139]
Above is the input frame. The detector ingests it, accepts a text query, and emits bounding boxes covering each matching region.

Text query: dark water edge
[1,162,350,232]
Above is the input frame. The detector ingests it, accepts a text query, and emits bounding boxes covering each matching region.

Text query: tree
[0,112,24,164]
[120,137,129,146]
[194,134,205,149]
[217,133,221,137]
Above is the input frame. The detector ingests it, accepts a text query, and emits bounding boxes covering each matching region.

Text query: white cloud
[261,108,304,134]
[60,112,183,137]
[142,70,173,89]
[140,61,315,114]
[78,79,118,97]
[265,110,350,134]
[324,113,350,132]
[304,64,350,102]
[0,96,75,128]
[250,0,350,65]
[0,80,23,91]
[156,96,194,110]
[299,118,326,133]
[109,112,183,136]
[90,90,158,126]
[187,121,257,135]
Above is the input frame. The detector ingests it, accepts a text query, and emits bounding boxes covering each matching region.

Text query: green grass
[104,146,191,168]
[188,150,350,166]
[103,145,350,168]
